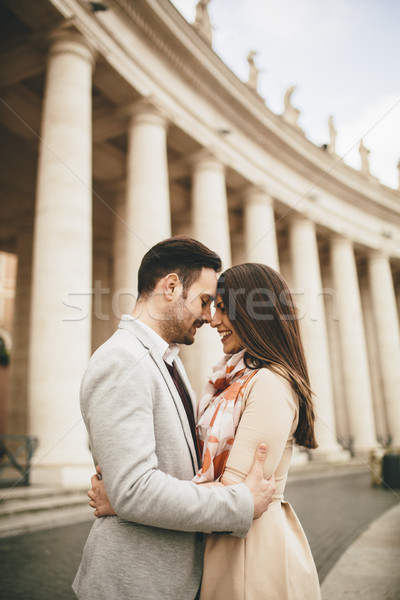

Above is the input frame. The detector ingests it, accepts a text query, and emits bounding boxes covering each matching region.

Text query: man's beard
[161,296,202,345]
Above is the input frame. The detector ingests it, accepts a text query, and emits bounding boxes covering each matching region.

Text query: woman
[89,264,321,599]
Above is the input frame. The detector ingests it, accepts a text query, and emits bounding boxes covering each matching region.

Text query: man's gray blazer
[73,319,253,600]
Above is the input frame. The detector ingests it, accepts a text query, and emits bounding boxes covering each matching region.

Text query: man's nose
[202,305,212,323]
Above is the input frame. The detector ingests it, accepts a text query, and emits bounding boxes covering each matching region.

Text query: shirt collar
[122,315,180,365]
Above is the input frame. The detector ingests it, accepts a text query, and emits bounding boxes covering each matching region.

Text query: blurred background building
[0,0,400,487]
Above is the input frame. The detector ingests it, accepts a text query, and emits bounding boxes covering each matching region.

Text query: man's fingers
[95,464,102,479]
[250,443,268,476]
[255,443,267,459]
[91,474,99,486]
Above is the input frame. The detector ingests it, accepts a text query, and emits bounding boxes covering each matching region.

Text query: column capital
[287,210,312,227]
[124,97,170,129]
[47,26,97,69]
[368,248,389,261]
[243,185,273,205]
[190,148,225,172]
[330,233,352,247]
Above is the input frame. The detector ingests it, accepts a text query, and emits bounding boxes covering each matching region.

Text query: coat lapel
[148,350,200,473]
[119,319,200,473]
[174,355,197,414]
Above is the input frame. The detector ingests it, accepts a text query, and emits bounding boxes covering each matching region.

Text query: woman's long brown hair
[217,263,318,449]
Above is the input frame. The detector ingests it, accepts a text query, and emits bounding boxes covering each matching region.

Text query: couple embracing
[73,236,321,600]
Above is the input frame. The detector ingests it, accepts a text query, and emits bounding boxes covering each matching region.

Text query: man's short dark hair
[137,236,222,298]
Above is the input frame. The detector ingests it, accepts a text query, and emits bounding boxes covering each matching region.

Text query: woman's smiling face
[211,294,244,355]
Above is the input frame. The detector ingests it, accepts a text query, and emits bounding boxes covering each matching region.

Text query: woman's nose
[210,313,220,328]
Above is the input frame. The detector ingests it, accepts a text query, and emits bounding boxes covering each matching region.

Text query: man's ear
[163,273,181,299]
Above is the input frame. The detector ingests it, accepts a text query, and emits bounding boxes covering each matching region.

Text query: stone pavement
[321,502,400,600]
[286,466,400,584]
[0,466,399,600]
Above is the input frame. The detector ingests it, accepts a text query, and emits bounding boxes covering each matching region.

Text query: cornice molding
[108,1,400,213]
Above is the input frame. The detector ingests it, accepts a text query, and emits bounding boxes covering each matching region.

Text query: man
[73,236,275,600]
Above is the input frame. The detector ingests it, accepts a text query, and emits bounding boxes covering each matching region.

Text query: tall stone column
[330,237,376,453]
[359,271,387,443]
[28,30,96,487]
[187,151,231,395]
[321,262,349,444]
[191,151,231,268]
[289,216,345,458]
[368,252,400,446]
[243,187,279,270]
[123,100,171,298]
[8,218,33,435]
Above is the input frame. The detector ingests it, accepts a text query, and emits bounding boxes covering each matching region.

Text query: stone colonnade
[7,29,400,486]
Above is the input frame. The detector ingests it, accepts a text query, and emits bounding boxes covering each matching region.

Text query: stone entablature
[59,1,400,245]
[1,0,399,245]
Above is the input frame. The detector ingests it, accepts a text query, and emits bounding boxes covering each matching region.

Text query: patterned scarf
[193,349,258,484]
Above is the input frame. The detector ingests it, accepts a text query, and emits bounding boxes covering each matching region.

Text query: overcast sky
[170,0,400,190]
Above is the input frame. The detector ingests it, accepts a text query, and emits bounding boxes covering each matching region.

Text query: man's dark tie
[165,360,201,464]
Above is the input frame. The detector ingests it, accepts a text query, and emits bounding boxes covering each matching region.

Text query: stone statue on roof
[397,159,400,191]
[283,85,301,129]
[328,115,337,155]
[247,51,259,91]
[359,139,370,175]
[194,0,212,45]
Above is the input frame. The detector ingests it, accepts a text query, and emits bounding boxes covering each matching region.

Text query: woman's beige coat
[200,369,321,600]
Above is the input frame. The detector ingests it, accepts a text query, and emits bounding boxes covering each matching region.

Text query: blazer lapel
[148,350,200,473]
[174,355,197,415]
[119,319,199,473]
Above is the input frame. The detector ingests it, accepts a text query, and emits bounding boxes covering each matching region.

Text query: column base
[30,462,95,489]
[351,444,381,461]
[310,445,351,463]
